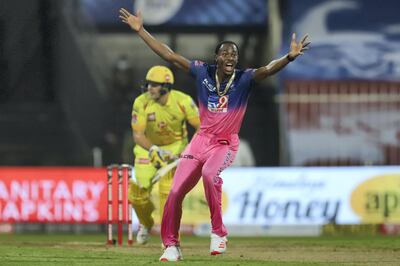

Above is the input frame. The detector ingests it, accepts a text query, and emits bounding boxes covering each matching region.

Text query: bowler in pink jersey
[119,8,310,261]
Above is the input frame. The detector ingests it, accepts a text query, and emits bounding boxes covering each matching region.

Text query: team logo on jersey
[158,121,167,129]
[208,95,229,113]
[147,112,156,121]
[202,78,216,92]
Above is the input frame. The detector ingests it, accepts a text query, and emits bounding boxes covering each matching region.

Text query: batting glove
[148,145,172,169]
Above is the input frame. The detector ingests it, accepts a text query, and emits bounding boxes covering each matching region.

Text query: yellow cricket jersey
[131,89,199,146]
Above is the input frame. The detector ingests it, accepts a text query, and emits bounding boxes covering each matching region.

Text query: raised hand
[288,33,311,60]
[119,8,143,32]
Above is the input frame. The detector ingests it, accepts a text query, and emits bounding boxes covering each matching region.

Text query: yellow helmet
[145,65,174,85]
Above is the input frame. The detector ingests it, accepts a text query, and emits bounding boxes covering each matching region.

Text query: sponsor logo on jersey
[147,112,156,121]
[207,95,229,113]
[194,60,205,66]
[137,158,150,164]
[181,154,194,160]
[131,114,138,124]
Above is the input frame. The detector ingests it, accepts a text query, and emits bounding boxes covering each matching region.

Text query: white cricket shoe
[159,246,183,261]
[136,224,150,245]
[210,233,228,255]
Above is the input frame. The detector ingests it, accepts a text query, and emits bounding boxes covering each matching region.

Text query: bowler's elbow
[253,67,272,82]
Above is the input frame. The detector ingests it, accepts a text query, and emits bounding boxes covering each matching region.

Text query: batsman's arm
[131,97,152,150]
[132,129,168,169]
[119,8,190,72]
[181,96,200,133]
[132,122,173,169]
[187,117,200,134]
[132,129,153,150]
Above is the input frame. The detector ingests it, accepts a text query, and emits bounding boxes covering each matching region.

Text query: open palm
[289,33,310,59]
[119,8,143,32]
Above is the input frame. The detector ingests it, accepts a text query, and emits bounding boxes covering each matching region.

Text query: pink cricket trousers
[161,131,239,247]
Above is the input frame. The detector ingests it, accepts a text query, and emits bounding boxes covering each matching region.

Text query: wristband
[286,54,295,62]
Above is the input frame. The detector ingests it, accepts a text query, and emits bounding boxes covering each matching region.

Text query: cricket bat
[151,159,179,185]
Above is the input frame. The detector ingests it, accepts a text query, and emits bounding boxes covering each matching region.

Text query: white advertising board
[220,166,400,225]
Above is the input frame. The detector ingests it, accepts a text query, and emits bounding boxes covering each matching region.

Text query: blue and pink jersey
[189,60,256,135]
[161,60,256,246]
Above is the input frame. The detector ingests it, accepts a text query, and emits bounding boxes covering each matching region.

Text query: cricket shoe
[159,246,183,261]
[161,242,183,259]
[210,233,228,255]
[136,224,150,245]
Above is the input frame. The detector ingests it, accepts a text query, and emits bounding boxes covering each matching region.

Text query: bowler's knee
[202,169,223,187]
[202,168,215,181]
[167,186,187,203]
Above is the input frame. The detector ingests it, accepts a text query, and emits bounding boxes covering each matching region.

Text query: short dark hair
[214,41,239,55]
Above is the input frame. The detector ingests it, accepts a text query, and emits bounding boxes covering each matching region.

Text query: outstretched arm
[253,33,310,82]
[119,8,191,72]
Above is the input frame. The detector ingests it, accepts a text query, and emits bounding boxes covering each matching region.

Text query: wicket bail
[107,164,133,246]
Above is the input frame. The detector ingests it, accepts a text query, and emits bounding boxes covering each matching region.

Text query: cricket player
[128,65,200,244]
[119,8,310,261]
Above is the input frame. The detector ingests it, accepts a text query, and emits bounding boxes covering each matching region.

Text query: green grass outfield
[0,233,399,265]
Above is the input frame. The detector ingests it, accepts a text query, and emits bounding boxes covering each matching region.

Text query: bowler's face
[216,44,238,75]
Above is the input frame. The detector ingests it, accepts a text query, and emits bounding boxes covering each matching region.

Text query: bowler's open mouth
[224,63,234,73]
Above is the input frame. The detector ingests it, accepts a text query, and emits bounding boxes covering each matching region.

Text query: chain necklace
[215,69,235,96]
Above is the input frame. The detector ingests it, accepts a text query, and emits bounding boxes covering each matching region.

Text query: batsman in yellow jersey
[128,65,200,244]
